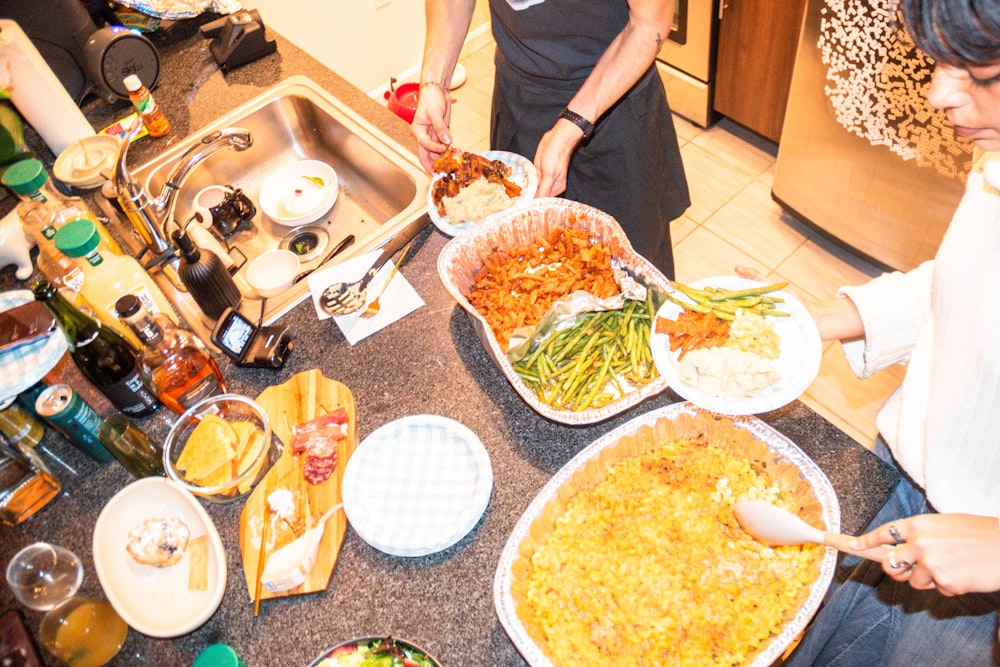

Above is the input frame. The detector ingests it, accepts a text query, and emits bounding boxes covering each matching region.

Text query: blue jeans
[784,441,1000,666]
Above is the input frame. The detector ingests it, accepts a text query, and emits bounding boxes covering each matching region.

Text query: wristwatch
[559,107,595,140]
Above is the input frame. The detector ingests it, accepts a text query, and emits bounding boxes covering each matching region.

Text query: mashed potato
[442,177,514,223]
[678,346,780,397]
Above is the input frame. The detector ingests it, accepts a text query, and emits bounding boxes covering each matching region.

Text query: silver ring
[888,524,904,545]
[887,551,912,570]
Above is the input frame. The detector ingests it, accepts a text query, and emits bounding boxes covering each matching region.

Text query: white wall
[251,1,491,98]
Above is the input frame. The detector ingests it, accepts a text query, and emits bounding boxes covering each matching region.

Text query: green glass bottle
[32,281,159,418]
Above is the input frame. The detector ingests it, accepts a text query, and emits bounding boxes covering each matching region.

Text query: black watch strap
[559,107,595,140]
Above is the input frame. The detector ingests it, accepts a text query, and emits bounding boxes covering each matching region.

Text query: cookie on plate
[126,517,191,567]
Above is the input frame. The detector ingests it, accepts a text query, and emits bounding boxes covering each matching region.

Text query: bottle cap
[114,294,142,318]
[54,218,100,258]
[1,157,47,194]
[123,75,143,93]
[193,644,244,667]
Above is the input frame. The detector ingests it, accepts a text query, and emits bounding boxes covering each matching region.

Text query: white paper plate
[650,276,822,415]
[93,478,226,638]
[342,415,493,557]
[428,150,538,237]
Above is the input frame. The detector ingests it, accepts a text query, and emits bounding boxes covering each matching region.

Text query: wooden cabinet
[713,0,807,142]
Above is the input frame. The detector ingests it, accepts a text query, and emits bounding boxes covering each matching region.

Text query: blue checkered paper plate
[1,290,68,406]
[342,415,493,557]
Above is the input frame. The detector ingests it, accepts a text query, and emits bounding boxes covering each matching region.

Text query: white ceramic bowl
[259,159,339,226]
[245,249,300,298]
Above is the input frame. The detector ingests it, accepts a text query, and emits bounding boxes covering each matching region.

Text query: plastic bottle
[32,281,159,418]
[53,218,177,346]
[123,74,170,138]
[115,294,227,414]
[172,228,242,321]
[1,157,120,253]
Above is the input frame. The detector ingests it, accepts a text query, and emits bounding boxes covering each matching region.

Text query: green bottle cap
[1,157,47,194]
[54,218,101,258]
[193,643,244,667]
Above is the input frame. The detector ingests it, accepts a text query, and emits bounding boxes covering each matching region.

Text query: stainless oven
[656,0,717,127]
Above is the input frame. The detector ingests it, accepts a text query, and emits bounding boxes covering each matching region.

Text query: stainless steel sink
[121,75,430,328]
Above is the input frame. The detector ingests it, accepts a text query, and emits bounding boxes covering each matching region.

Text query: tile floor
[445,40,906,448]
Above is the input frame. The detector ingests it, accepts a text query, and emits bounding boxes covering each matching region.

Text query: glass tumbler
[5,542,83,611]
[38,595,127,667]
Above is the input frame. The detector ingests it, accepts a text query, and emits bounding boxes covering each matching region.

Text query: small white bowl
[245,249,300,298]
[259,159,339,226]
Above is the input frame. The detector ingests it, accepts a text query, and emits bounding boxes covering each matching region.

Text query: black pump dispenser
[172,228,242,321]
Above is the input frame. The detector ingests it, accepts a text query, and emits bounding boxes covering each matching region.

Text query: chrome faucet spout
[111,120,253,262]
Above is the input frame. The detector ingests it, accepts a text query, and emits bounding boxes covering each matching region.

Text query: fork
[359,243,412,319]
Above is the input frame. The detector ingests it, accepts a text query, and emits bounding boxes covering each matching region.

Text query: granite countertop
[0,16,899,666]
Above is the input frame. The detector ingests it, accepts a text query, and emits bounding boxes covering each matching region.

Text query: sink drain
[279,226,329,261]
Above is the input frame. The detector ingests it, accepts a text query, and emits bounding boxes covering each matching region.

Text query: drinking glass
[37,595,127,667]
[5,542,82,611]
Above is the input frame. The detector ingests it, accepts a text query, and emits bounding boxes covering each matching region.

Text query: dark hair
[901,0,1000,65]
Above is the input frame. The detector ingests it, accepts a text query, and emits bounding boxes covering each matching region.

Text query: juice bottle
[53,218,177,346]
[1,157,121,253]
[124,74,171,138]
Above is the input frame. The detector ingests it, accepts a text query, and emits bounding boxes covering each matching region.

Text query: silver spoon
[320,242,401,316]
[734,499,859,553]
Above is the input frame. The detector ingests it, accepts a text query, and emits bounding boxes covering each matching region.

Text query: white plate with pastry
[93,477,226,638]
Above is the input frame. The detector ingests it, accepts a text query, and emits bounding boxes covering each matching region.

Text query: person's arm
[851,514,1000,596]
[534,0,674,197]
[807,296,865,342]
[412,0,476,172]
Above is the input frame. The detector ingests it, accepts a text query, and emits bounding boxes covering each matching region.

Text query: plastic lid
[1,158,47,194]
[54,218,100,258]
[193,644,244,667]
[123,75,143,92]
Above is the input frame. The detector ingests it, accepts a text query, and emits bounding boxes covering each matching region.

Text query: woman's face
[928,60,1000,151]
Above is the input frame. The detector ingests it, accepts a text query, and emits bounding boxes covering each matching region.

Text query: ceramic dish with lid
[427,150,538,237]
[259,159,339,226]
[92,477,226,638]
[341,414,492,557]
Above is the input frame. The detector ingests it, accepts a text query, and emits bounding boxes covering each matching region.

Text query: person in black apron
[414,0,690,279]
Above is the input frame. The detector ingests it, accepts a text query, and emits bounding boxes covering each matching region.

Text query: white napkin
[306,248,424,345]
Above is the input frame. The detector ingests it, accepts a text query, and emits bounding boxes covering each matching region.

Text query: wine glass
[6,542,83,611]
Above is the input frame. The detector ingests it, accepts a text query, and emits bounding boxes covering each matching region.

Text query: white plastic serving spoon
[734,499,858,553]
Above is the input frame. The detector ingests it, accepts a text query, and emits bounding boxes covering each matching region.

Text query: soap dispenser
[172,228,242,321]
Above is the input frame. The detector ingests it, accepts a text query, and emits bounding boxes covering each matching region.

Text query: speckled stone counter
[0,16,899,667]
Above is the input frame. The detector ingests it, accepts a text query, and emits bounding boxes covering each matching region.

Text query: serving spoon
[734,499,859,553]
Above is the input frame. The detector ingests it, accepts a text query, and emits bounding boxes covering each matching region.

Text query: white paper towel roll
[0,20,95,156]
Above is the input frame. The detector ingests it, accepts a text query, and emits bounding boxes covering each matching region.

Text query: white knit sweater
[839,152,1000,515]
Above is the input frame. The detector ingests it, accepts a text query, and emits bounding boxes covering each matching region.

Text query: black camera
[210,307,292,368]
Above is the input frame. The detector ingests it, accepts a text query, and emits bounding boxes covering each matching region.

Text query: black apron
[488,0,690,279]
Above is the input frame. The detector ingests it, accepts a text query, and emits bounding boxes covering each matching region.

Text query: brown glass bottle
[115,294,227,414]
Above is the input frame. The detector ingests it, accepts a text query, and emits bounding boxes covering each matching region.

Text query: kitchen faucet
[111,118,253,267]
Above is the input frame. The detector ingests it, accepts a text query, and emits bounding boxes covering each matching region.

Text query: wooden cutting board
[238,369,357,602]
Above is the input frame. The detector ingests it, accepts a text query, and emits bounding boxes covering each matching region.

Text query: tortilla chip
[177,414,238,481]
[187,535,209,591]
[235,424,268,494]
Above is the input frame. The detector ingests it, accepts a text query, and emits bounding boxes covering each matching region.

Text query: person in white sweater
[784,0,1000,663]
